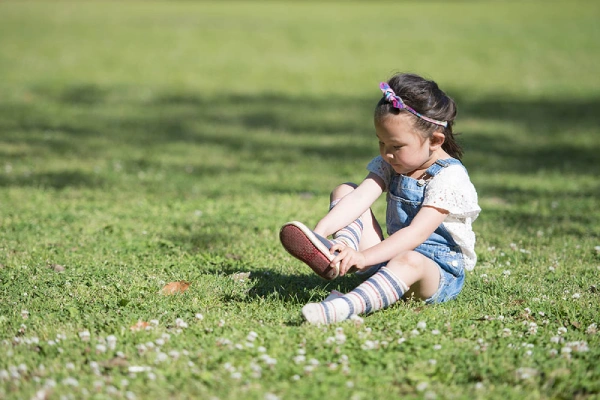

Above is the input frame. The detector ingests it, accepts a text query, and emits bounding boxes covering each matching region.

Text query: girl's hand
[330,243,367,276]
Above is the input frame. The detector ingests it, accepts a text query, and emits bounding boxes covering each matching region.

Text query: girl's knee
[330,182,358,201]
[388,251,427,272]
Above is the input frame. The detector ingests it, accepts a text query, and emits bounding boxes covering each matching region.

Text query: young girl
[280,73,480,325]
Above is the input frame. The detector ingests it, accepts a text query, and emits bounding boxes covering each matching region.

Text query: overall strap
[417,158,463,187]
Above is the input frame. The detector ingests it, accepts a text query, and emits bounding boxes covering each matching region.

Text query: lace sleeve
[423,166,480,218]
[366,156,394,191]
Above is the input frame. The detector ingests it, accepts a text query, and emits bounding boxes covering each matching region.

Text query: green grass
[1,1,600,399]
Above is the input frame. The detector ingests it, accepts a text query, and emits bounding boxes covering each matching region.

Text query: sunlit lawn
[1,1,599,399]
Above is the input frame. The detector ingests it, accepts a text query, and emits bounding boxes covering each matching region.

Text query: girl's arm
[313,172,385,237]
[331,205,449,275]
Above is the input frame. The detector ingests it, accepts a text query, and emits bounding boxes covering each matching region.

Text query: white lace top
[367,157,481,271]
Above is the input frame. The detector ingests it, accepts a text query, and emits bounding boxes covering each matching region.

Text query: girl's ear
[429,131,445,150]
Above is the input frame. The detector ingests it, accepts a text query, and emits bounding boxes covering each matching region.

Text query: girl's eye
[393,146,402,150]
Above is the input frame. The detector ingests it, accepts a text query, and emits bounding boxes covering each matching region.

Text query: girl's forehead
[375,114,418,137]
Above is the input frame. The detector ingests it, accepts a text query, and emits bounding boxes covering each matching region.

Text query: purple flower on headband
[379,82,448,128]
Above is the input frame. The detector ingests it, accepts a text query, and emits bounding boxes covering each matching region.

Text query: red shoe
[280,221,339,280]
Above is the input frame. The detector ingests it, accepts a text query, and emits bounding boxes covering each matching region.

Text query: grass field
[1,1,600,399]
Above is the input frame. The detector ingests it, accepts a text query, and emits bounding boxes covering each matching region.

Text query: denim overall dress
[386,158,466,303]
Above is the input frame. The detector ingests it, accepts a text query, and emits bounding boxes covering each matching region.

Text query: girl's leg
[328,183,384,252]
[279,183,384,280]
[302,250,441,324]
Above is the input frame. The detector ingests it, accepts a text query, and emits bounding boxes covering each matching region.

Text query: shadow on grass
[1,84,599,213]
[2,84,599,174]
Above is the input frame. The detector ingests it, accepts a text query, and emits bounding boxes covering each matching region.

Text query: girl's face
[375,113,441,176]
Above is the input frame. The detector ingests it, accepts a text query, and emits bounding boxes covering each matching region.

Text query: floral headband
[379,82,448,128]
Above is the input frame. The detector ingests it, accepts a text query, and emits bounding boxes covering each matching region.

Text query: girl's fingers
[330,243,345,253]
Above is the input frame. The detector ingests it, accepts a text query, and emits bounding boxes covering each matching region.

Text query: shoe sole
[280,221,339,280]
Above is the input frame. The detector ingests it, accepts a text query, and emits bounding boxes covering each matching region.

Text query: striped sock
[302,267,409,324]
[329,200,363,251]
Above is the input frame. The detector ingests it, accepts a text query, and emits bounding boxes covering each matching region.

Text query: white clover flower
[335,333,347,345]
[62,377,79,387]
[431,329,440,335]
[502,328,512,337]
[528,322,538,335]
[515,367,538,380]
[195,313,204,321]
[128,366,152,373]
[425,391,437,400]
[292,374,300,381]
[586,323,597,334]
[548,349,558,357]
[257,346,266,353]
[564,341,589,352]
[230,372,242,380]
[410,329,420,337]
[78,330,91,341]
[557,327,568,335]
[175,318,188,328]
[362,340,379,350]
[246,331,258,342]
[150,319,159,326]
[416,382,429,392]
[1,369,11,381]
[107,335,117,350]
[293,355,306,364]
[550,336,561,344]
[137,344,148,355]
[417,321,427,330]
[572,293,581,299]
[96,344,107,354]
[398,337,406,344]
[503,270,511,276]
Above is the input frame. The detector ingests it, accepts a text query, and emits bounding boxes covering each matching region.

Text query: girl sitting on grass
[280,73,480,325]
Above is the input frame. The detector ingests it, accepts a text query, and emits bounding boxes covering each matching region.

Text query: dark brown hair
[374,73,462,160]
